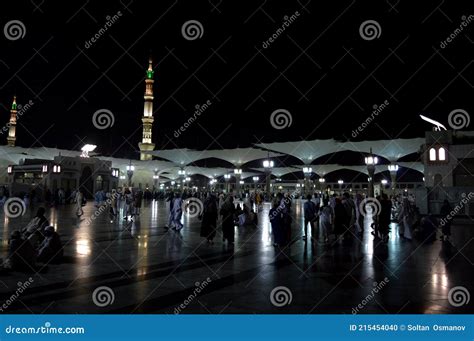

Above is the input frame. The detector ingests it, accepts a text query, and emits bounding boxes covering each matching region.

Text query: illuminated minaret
[138,57,156,161]
[7,96,17,147]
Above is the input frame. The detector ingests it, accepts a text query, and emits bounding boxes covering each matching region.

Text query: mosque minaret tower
[7,96,17,147]
[138,57,155,161]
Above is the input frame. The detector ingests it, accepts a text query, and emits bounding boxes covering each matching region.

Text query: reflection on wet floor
[0,199,472,314]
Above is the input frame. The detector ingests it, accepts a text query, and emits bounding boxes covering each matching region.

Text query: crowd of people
[4,208,63,272]
[1,184,457,273]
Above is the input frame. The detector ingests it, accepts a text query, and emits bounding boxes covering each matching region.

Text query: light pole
[252,176,259,190]
[318,177,325,194]
[234,168,242,196]
[153,168,159,190]
[126,160,135,187]
[303,167,312,196]
[365,148,378,198]
[224,174,231,193]
[388,164,399,194]
[338,179,344,191]
[263,159,274,200]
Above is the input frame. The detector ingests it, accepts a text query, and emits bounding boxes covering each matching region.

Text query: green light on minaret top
[147,69,154,79]
[146,57,154,79]
[11,96,17,110]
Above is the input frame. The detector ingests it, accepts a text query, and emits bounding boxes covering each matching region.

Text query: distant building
[422,130,474,215]
[6,155,119,199]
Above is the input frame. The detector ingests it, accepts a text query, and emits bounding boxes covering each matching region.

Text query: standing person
[277,193,292,245]
[75,189,84,216]
[355,193,364,236]
[398,198,414,240]
[342,192,356,238]
[171,193,184,231]
[165,191,174,229]
[303,194,318,242]
[269,198,284,247]
[134,190,143,217]
[58,188,65,205]
[200,194,218,244]
[319,204,332,244]
[220,196,236,245]
[378,193,392,243]
[333,197,348,241]
[439,200,453,241]
[123,188,134,220]
[109,189,118,222]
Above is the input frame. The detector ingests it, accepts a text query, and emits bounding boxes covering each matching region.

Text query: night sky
[0,0,472,159]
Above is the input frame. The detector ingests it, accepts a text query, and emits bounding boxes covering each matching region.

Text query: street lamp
[338,179,344,190]
[318,177,325,194]
[303,167,312,195]
[224,173,231,193]
[365,148,378,198]
[388,164,399,193]
[152,168,159,190]
[263,159,274,199]
[126,160,134,187]
[234,168,242,196]
[252,176,259,190]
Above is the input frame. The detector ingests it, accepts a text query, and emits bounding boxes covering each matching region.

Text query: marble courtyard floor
[0,199,472,314]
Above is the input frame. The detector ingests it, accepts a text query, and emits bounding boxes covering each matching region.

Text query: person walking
[200,194,218,244]
[378,193,392,243]
[75,189,84,216]
[355,193,364,235]
[133,190,143,217]
[171,193,184,231]
[319,204,332,243]
[303,194,318,242]
[334,197,348,242]
[220,196,236,245]
[269,198,284,247]
[398,198,414,240]
[123,188,133,220]
[439,199,453,241]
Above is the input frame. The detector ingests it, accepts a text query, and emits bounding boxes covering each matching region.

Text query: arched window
[429,148,437,161]
[438,147,446,161]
